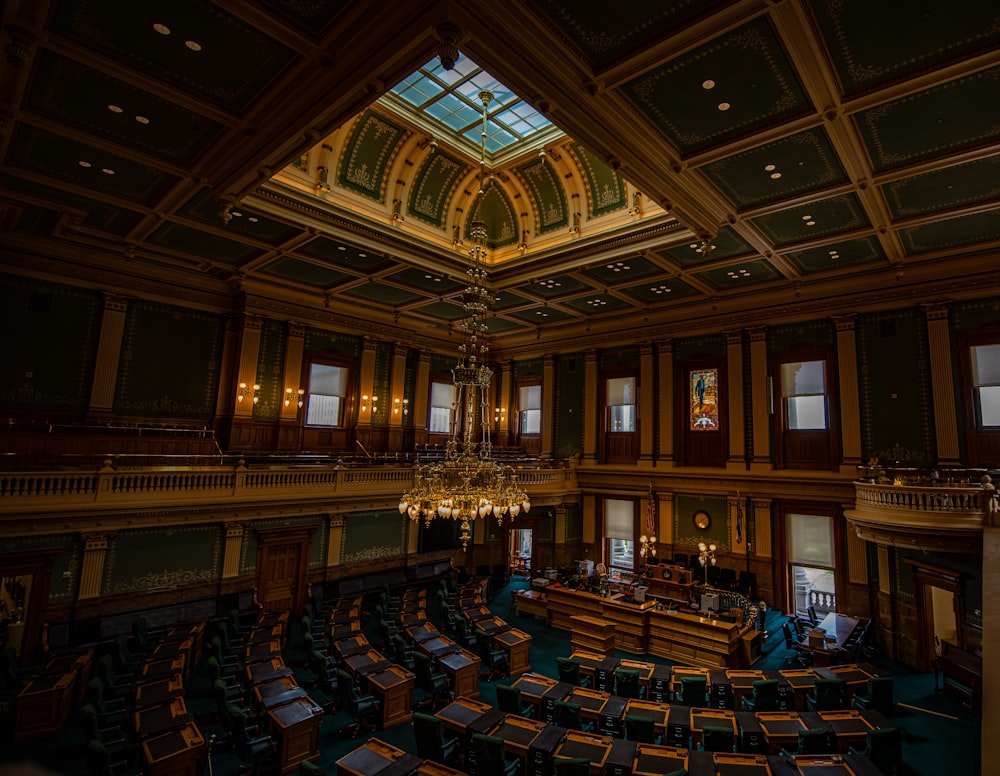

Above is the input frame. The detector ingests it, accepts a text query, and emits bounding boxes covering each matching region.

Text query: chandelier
[398,89,530,550]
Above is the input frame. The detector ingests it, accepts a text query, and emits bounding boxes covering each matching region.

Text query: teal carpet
[0,576,981,775]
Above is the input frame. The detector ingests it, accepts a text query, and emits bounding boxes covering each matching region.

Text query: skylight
[389,54,553,153]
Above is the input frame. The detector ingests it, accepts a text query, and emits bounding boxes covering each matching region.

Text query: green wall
[103,525,222,595]
[555,354,585,458]
[341,509,407,563]
[674,494,730,551]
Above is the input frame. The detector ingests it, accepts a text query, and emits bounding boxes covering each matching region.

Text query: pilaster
[922,303,961,465]
[326,514,346,567]
[639,343,655,462]
[726,330,746,470]
[583,350,598,463]
[87,294,130,418]
[657,340,674,466]
[748,327,771,469]
[834,315,863,472]
[79,533,111,599]
[222,523,245,578]
[541,355,556,459]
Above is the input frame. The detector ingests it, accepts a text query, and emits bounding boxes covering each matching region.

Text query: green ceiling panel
[519,275,595,299]
[9,126,177,207]
[1,174,141,235]
[563,294,632,315]
[568,143,626,218]
[27,51,223,166]
[582,255,660,283]
[384,268,465,295]
[465,186,518,249]
[622,277,700,303]
[515,158,568,234]
[258,257,352,288]
[855,66,1000,171]
[657,226,755,267]
[750,193,870,247]
[407,151,469,228]
[694,259,782,290]
[898,209,1000,255]
[784,236,886,274]
[484,316,525,334]
[532,0,727,69]
[412,300,467,322]
[297,238,391,273]
[490,291,532,310]
[699,127,848,210]
[341,281,425,306]
[338,110,409,200]
[179,189,300,243]
[146,223,264,265]
[881,157,1000,220]
[508,306,575,324]
[810,0,1000,96]
[52,0,295,113]
[253,0,347,34]
[622,17,810,153]
[14,206,60,236]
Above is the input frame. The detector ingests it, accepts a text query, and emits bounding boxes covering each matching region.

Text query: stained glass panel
[689,368,718,431]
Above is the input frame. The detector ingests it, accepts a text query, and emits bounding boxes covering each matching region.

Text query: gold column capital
[832,314,857,332]
[920,301,952,321]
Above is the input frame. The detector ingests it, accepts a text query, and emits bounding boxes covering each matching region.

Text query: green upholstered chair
[614,668,641,699]
[677,675,708,707]
[806,678,848,711]
[779,727,833,757]
[556,656,589,687]
[554,700,594,733]
[412,711,459,766]
[849,727,901,776]
[624,713,658,744]
[741,678,780,711]
[701,725,736,753]
[552,757,590,776]
[851,675,894,716]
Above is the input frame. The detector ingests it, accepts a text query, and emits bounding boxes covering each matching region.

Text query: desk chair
[701,725,736,753]
[553,758,590,776]
[226,706,278,774]
[497,683,534,718]
[848,727,901,776]
[556,657,589,688]
[84,678,129,725]
[806,678,848,711]
[741,679,780,711]
[624,713,658,744]
[852,675,894,716]
[471,733,520,776]
[453,618,478,650]
[781,622,809,668]
[94,654,135,701]
[308,651,339,713]
[554,700,593,733]
[298,761,325,776]
[677,676,708,707]
[476,629,508,681]
[214,678,245,722]
[614,668,641,699]
[336,668,380,738]
[413,651,451,710]
[391,633,415,671]
[210,635,241,673]
[805,606,820,626]
[413,711,459,766]
[80,704,133,764]
[111,634,141,676]
[86,738,141,776]
[779,727,833,757]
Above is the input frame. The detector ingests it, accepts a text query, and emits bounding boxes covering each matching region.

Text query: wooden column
[834,315,863,472]
[639,343,655,463]
[222,523,245,578]
[276,323,306,450]
[79,533,110,599]
[583,350,598,464]
[922,303,961,465]
[541,355,556,459]
[751,498,772,559]
[748,326,771,469]
[413,351,431,447]
[496,360,512,447]
[234,315,263,418]
[659,492,675,546]
[388,343,408,452]
[726,330,746,470]
[87,293,130,419]
[657,340,674,466]
[844,506,868,585]
[326,515,346,567]
[357,337,378,426]
[582,493,596,546]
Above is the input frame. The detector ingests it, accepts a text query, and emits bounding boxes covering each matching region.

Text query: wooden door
[255,527,312,615]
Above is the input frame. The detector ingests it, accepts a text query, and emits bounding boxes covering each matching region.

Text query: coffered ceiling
[0,0,997,358]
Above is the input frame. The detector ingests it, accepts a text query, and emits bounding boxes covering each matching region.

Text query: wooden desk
[493,627,532,675]
[435,696,495,737]
[249,623,285,645]
[366,665,416,728]
[245,639,283,666]
[514,590,547,619]
[437,649,480,699]
[332,607,361,625]
[713,752,773,776]
[141,657,186,683]
[648,609,743,669]
[712,669,766,709]
[414,762,465,776]
[817,710,880,752]
[565,686,612,721]
[624,699,671,736]
[336,738,422,776]
[344,649,394,679]
[267,696,323,774]
[141,721,206,776]
[778,669,818,711]
[493,714,547,759]
[756,711,808,754]
[163,622,206,659]
[934,641,982,706]
[669,665,710,695]
[510,672,559,710]
[618,658,656,689]
[148,638,194,677]
[14,670,78,740]
[247,657,293,686]
[689,707,737,748]
[255,675,308,712]
[779,754,884,776]
[336,634,373,658]
[570,615,616,656]
[631,743,689,776]
[554,730,614,776]
[332,621,362,640]
[814,664,884,698]
[135,697,194,739]
[135,676,184,710]
[805,614,860,667]
[601,597,655,653]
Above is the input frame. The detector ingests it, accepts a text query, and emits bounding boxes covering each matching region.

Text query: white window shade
[607,377,634,405]
[781,361,825,396]
[310,364,345,394]
[605,499,634,540]
[788,513,834,567]
[519,384,541,408]
[972,345,1000,385]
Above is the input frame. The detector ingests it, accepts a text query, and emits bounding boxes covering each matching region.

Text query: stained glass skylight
[388,54,554,154]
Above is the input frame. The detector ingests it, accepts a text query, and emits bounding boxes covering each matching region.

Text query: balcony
[846,473,997,553]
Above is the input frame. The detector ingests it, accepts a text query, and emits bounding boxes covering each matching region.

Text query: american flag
[736,490,744,544]
[646,483,656,535]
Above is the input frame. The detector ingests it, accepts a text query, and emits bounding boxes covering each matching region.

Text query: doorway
[255,527,312,615]
[509,528,533,578]
[908,560,964,672]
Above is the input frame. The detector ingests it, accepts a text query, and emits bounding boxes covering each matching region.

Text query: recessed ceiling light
[107,104,123,114]
[535,311,548,317]
[101,168,115,175]
[764,164,776,171]
[232,211,242,217]
[802,215,812,220]
[248,217,258,223]
[726,268,751,279]
[651,286,672,294]
[153,23,170,35]
[717,102,731,111]
[78,160,92,168]
[806,221,816,226]
[135,115,149,124]
[770,172,782,179]
[337,246,346,251]
[358,253,366,258]
[185,41,202,52]
[702,80,715,90]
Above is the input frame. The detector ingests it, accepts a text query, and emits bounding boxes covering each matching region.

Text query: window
[787,513,837,617]
[305,363,347,426]
[519,384,541,435]
[689,368,718,430]
[605,498,635,572]
[971,344,1000,427]
[781,360,827,430]
[607,377,635,432]
[429,381,455,434]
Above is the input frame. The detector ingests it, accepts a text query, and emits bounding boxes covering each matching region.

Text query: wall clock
[693,510,711,529]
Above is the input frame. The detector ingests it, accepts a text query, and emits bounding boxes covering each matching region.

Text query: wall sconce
[452,223,464,249]
[639,534,656,559]
[237,382,260,404]
[629,191,643,217]
[494,406,506,426]
[391,199,404,225]
[697,541,717,584]
[284,388,305,408]
[362,394,379,416]
[570,212,581,236]
[316,165,330,192]
[394,397,409,416]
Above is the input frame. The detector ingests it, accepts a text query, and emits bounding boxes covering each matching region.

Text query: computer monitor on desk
[576,560,594,577]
